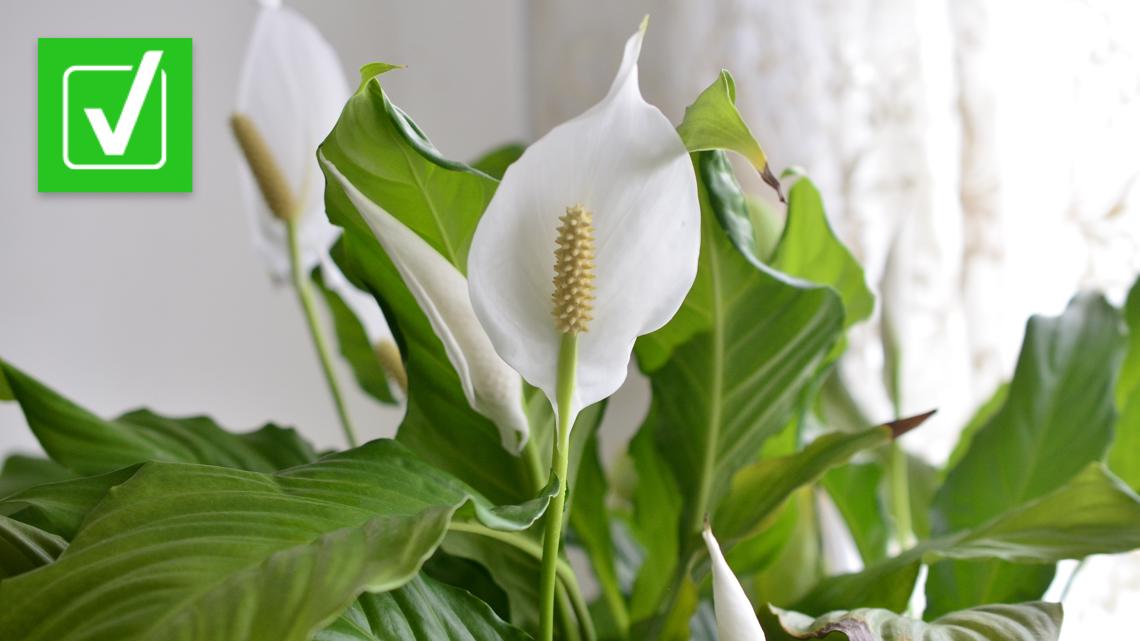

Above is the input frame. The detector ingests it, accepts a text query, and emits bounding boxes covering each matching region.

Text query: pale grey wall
[0,0,530,455]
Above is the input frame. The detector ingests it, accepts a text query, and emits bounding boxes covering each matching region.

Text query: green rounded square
[38,38,192,193]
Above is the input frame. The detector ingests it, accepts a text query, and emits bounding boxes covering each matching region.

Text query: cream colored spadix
[321,156,530,453]
[704,524,768,641]
[467,21,701,423]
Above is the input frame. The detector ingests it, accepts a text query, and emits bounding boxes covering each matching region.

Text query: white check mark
[84,50,163,156]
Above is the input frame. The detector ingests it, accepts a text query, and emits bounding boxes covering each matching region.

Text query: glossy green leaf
[318,73,542,505]
[822,462,889,565]
[714,427,891,543]
[0,514,65,579]
[321,65,495,274]
[0,465,139,538]
[772,176,874,330]
[926,293,1125,617]
[0,439,553,641]
[773,601,1061,641]
[315,574,531,641]
[312,261,396,404]
[1109,276,1140,489]
[629,152,842,635]
[677,70,783,199]
[0,454,74,498]
[636,153,843,536]
[0,360,318,475]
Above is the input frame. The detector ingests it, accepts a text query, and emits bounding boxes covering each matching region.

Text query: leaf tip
[886,408,937,439]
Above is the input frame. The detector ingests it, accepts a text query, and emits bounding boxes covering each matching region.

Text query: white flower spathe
[320,156,530,452]
[703,524,767,641]
[466,22,700,422]
[236,1,390,345]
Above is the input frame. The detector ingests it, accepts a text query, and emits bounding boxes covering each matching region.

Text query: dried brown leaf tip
[551,205,596,335]
[885,409,937,439]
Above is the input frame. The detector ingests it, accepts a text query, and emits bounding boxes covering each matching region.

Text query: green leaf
[629,152,842,634]
[942,383,1009,481]
[636,153,843,536]
[925,293,1126,616]
[714,427,891,543]
[789,547,923,615]
[470,143,525,181]
[0,439,553,641]
[0,514,65,579]
[0,360,318,475]
[313,260,396,404]
[0,454,74,498]
[772,176,874,330]
[0,465,140,538]
[822,462,889,565]
[772,601,1061,641]
[796,463,1140,616]
[568,431,627,633]
[935,463,1140,562]
[322,65,496,274]
[319,74,543,505]
[1110,276,1140,489]
[0,363,11,400]
[315,574,531,641]
[677,70,783,199]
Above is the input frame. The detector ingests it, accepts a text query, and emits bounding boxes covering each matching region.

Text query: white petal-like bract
[322,156,530,452]
[704,525,767,641]
[467,23,700,421]
[236,3,347,279]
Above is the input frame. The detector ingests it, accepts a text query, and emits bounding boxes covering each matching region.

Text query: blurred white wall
[0,0,529,454]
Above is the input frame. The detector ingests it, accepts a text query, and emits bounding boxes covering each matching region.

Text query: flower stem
[888,442,914,548]
[539,333,578,641]
[285,219,357,448]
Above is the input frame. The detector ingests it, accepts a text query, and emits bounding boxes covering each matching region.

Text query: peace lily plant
[2,5,1140,641]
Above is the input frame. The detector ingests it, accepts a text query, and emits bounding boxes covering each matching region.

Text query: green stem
[285,219,357,448]
[888,441,914,549]
[539,334,578,641]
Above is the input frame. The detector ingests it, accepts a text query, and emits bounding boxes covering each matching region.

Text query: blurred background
[2,0,1138,636]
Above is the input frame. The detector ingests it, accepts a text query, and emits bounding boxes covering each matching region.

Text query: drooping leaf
[0,454,74,498]
[773,601,1061,641]
[0,465,140,538]
[714,426,891,544]
[0,514,66,579]
[315,574,531,641]
[313,260,396,404]
[0,360,318,475]
[677,70,783,199]
[925,293,1125,617]
[0,439,554,641]
[470,143,525,181]
[771,176,874,331]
